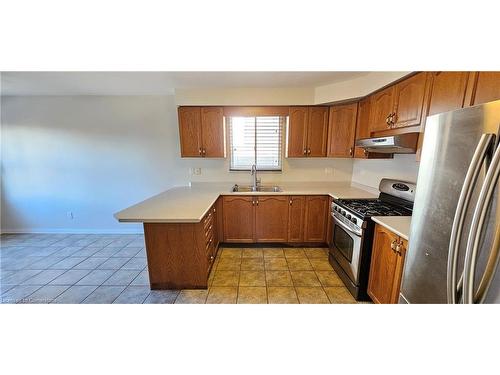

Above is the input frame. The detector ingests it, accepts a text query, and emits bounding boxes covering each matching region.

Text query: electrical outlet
[193,168,201,175]
[67,211,74,220]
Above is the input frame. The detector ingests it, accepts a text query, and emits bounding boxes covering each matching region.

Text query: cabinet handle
[256,200,259,206]
[252,200,255,206]
[364,149,369,157]
[386,115,391,126]
[198,147,202,155]
[349,147,353,156]
[307,149,311,155]
[202,148,206,156]
[391,112,397,127]
[391,240,397,250]
[289,199,292,205]
[210,255,214,261]
[303,148,307,155]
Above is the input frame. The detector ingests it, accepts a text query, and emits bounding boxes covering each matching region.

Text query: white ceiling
[0,72,370,96]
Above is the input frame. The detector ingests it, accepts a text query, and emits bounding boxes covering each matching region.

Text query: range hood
[355,133,419,154]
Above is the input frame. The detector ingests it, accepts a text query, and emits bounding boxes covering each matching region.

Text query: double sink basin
[231,184,283,193]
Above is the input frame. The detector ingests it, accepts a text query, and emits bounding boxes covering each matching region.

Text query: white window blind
[228,116,285,171]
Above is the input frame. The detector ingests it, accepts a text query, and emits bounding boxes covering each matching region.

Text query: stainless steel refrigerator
[400,100,500,304]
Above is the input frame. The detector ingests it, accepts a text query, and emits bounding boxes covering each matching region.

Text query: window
[228,116,285,171]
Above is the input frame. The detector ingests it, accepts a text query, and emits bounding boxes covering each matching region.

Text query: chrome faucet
[251,164,260,191]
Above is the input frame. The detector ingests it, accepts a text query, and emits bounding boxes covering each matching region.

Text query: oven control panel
[331,203,364,235]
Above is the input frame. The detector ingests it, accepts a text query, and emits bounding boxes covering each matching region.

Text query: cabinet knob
[210,255,214,261]
[307,149,311,155]
[289,199,292,205]
[198,147,202,155]
[303,148,307,155]
[391,240,397,250]
[202,148,206,156]
[256,200,259,206]
[364,149,369,156]
[349,147,353,156]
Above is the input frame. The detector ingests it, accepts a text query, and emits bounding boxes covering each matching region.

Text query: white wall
[1,95,187,233]
[1,95,354,233]
[351,154,420,189]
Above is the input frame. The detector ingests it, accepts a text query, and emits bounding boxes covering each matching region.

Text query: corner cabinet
[287,107,328,157]
[327,103,358,158]
[367,224,407,304]
[178,106,225,158]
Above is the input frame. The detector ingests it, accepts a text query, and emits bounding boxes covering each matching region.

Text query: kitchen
[2,2,500,374]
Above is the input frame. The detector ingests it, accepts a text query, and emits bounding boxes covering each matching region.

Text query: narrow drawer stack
[202,204,218,275]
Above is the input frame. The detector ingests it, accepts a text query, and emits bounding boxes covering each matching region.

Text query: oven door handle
[332,214,362,237]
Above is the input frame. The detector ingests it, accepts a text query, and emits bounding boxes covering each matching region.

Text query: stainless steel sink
[231,184,283,193]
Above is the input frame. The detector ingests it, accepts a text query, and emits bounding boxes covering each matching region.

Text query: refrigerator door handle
[475,220,500,303]
[447,133,494,304]
[463,141,500,304]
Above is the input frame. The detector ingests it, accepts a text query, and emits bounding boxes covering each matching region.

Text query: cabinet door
[304,196,329,242]
[201,107,225,157]
[222,196,255,242]
[327,103,358,158]
[392,73,428,128]
[426,72,470,117]
[390,238,407,303]
[255,196,289,242]
[354,98,371,159]
[369,86,395,133]
[367,224,400,304]
[178,107,202,157]
[288,107,309,157]
[288,196,305,243]
[307,107,329,157]
[466,72,500,106]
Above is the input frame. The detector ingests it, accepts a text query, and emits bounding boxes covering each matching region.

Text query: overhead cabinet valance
[222,106,290,117]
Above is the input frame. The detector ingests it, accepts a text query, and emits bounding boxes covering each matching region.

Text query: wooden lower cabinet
[367,224,407,304]
[222,196,255,242]
[304,196,329,242]
[255,195,289,242]
[143,202,219,289]
[288,196,306,242]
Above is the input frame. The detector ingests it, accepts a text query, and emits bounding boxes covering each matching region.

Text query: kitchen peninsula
[114,182,376,289]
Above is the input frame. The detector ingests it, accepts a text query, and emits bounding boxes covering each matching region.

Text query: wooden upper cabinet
[426,72,470,117]
[288,107,309,157]
[178,107,202,157]
[255,196,289,242]
[354,98,371,158]
[327,103,358,158]
[222,196,255,242]
[367,224,407,304]
[287,106,328,157]
[465,72,500,107]
[288,196,305,243]
[304,196,329,242]
[307,107,329,157]
[201,107,224,157]
[178,106,224,158]
[392,72,428,128]
[369,86,395,133]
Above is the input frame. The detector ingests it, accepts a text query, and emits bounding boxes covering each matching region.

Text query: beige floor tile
[239,270,266,286]
[237,287,267,304]
[267,287,299,304]
[242,248,264,258]
[286,258,313,271]
[263,248,285,258]
[315,270,343,286]
[241,257,265,270]
[211,270,240,286]
[304,248,329,259]
[290,271,321,286]
[264,257,289,270]
[284,248,307,259]
[265,270,293,286]
[324,287,357,304]
[309,258,334,271]
[295,287,330,304]
[175,289,208,304]
[220,248,243,258]
[217,257,242,271]
[206,287,238,304]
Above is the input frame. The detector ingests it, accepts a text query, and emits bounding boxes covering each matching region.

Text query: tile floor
[0,234,357,304]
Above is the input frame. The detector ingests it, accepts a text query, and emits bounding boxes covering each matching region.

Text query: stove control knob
[341,210,346,216]
[334,206,338,211]
[351,217,357,224]
[346,214,351,220]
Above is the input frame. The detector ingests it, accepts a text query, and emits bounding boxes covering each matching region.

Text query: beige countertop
[371,216,412,241]
[114,182,377,223]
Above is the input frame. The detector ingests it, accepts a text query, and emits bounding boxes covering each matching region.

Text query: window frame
[227,115,286,172]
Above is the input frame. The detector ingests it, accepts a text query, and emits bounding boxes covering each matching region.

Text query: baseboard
[0,227,144,235]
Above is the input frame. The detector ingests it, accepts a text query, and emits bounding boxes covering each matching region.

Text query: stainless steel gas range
[329,179,416,301]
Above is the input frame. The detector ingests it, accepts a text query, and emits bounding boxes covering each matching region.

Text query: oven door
[330,215,363,285]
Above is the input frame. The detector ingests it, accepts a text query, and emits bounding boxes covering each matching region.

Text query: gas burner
[335,198,412,219]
